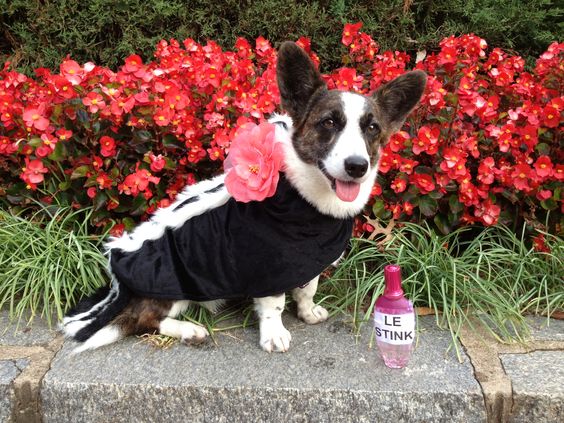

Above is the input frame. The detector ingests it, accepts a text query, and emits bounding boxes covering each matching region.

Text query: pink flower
[224,122,284,202]
[23,106,50,131]
[21,158,48,186]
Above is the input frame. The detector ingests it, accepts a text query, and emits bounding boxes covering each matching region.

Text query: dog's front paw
[298,304,329,325]
[259,320,292,353]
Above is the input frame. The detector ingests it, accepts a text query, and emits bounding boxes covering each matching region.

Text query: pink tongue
[335,180,361,202]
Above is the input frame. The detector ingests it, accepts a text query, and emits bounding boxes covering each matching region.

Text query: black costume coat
[109,175,353,301]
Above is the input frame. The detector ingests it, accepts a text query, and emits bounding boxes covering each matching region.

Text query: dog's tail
[61,278,131,353]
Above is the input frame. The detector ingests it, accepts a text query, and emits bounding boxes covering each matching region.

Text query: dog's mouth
[318,162,362,203]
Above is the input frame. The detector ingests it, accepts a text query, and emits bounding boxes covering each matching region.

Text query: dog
[62,41,426,354]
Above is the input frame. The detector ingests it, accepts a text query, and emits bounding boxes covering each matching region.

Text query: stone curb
[460,317,564,423]
[1,312,562,422]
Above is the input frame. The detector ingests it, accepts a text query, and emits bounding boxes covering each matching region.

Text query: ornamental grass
[319,222,563,359]
[0,206,107,326]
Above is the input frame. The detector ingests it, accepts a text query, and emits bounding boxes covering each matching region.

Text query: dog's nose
[344,156,368,178]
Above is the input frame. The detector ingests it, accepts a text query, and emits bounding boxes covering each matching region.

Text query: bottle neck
[383,264,404,298]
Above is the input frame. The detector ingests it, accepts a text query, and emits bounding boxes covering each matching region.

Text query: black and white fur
[62,42,426,353]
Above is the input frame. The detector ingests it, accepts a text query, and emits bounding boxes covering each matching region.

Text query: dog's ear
[373,70,427,133]
[277,41,326,121]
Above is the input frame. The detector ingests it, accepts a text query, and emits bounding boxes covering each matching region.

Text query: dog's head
[276,41,427,218]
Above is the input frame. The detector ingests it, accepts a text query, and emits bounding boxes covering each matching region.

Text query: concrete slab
[42,316,486,423]
[501,350,563,423]
[0,359,29,423]
[0,310,58,346]
[525,316,564,342]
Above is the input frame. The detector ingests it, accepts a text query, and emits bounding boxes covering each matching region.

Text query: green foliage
[320,223,563,359]
[2,0,562,74]
[0,205,108,325]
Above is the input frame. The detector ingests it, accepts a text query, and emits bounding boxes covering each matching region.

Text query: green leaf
[449,194,464,213]
[162,134,185,150]
[58,180,72,191]
[372,199,386,217]
[134,130,152,142]
[428,190,444,200]
[419,196,438,217]
[93,191,108,211]
[535,143,550,155]
[48,142,66,162]
[122,217,136,231]
[28,137,42,148]
[434,214,451,235]
[130,195,147,216]
[70,165,90,179]
[541,198,557,210]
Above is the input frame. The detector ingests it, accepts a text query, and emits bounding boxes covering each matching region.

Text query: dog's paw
[298,304,329,325]
[259,321,292,353]
[180,322,209,345]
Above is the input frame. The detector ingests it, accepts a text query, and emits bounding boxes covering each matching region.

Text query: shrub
[1,0,562,75]
[0,26,562,243]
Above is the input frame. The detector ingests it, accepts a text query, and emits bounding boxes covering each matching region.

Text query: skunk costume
[109,174,353,301]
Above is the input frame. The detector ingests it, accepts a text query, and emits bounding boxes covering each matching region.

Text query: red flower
[23,106,50,131]
[474,199,500,226]
[390,177,407,193]
[99,136,117,157]
[83,92,106,114]
[410,173,435,195]
[149,152,166,172]
[532,233,550,253]
[371,183,382,196]
[60,59,84,85]
[21,158,48,187]
[542,105,560,128]
[87,187,97,198]
[332,67,364,92]
[534,156,553,179]
[536,189,552,201]
[123,55,143,74]
[224,122,284,202]
[109,223,125,238]
[56,128,73,141]
[342,23,363,46]
[119,168,160,196]
[413,125,440,155]
[511,164,533,191]
[389,131,409,153]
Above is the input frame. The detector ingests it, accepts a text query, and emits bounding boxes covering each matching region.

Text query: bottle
[373,264,415,368]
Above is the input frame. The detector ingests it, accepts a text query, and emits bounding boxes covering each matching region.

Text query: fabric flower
[224,122,284,202]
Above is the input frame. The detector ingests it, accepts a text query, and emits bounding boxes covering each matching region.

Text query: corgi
[62,41,426,354]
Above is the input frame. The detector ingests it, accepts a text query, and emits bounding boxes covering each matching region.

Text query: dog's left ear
[277,41,326,122]
[373,70,427,133]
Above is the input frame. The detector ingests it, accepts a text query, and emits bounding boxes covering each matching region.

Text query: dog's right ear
[277,41,326,121]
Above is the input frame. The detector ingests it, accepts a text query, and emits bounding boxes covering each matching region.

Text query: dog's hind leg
[159,298,209,344]
[292,275,329,325]
[254,294,291,353]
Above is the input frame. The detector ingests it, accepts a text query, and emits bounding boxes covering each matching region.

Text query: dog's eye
[367,122,380,134]
[321,118,336,130]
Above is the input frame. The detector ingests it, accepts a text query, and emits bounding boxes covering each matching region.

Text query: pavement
[0,310,562,423]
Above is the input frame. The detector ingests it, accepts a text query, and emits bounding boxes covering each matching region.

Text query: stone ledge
[41,317,486,423]
[501,350,563,423]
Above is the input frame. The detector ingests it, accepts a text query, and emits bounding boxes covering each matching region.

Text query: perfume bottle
[374,264,415,368]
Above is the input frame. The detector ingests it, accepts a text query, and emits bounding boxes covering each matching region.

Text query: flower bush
[0,24,562,242]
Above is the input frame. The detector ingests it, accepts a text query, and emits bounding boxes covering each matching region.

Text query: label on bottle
[374,312,415,345]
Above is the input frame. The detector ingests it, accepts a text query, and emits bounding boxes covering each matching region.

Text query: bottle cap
[383,264,404,298]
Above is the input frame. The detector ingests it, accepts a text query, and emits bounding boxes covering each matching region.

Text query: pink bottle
[374,264,415,368]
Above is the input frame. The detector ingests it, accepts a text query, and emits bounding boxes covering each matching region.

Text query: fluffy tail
[62,279,131,353]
